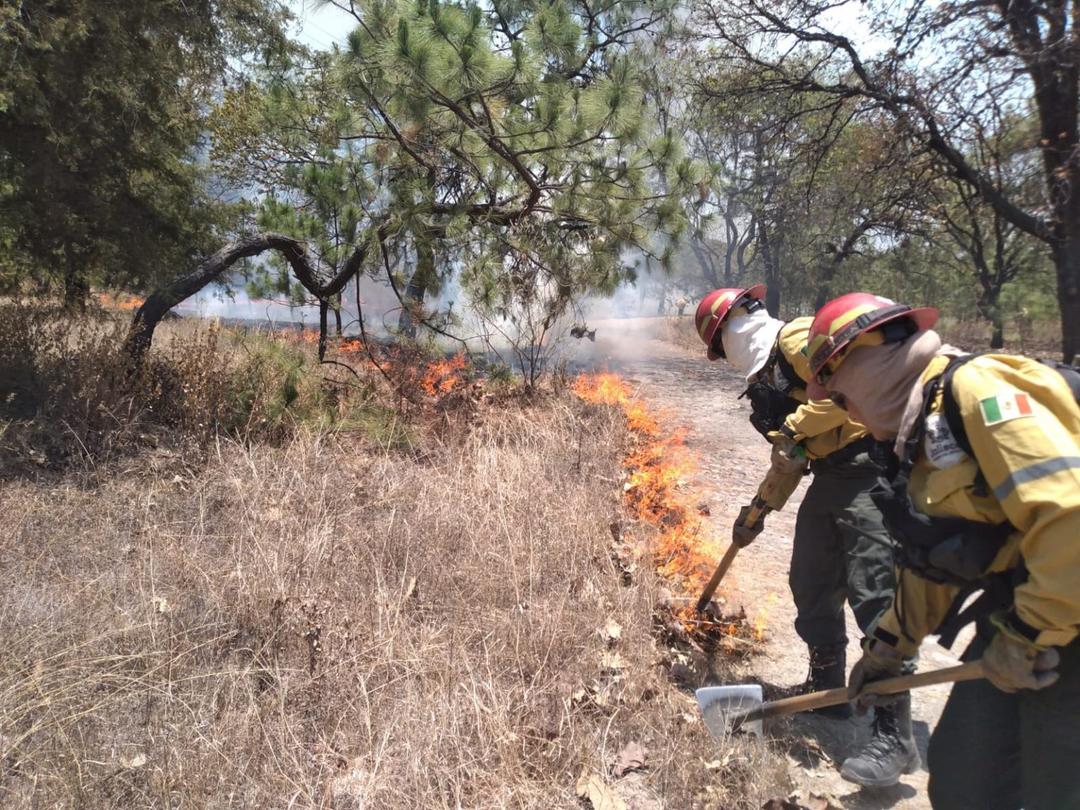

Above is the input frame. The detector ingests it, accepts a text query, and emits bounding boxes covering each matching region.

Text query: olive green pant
[789,458,897,648]
[927,628,1080,809]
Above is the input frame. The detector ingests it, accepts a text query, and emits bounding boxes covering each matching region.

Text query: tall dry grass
[0,306,387,473]
[657,315,702,354]
[0,395,787,808]
[0,307,790,808]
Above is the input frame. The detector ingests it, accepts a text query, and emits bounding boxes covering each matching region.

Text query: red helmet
[807,292,939,382]
[694,285,767,360]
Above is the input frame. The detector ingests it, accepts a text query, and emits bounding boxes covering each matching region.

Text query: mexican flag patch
[979,393,1034,426]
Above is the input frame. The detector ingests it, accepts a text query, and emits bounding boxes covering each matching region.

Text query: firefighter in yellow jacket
[807,292,1080,809]
[695,286,917,786]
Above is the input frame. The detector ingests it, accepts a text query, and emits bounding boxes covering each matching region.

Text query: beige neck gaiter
[825,330,943,440]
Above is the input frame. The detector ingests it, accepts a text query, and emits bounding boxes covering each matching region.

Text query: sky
[289,0,358,51]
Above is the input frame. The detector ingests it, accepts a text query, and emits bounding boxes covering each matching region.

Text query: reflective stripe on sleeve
[992,456,1080,502]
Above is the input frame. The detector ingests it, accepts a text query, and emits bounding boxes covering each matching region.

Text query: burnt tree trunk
[991,313,1005,350]
[1054,230,1080,362]
[63,246,89,311]
[814,221,873,309]
[1007,1,1079,361]
[758,221,782,317]
[978,287,1006,350]
[689,239,719,287]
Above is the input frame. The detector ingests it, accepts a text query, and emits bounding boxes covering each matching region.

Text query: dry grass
[0,394,790,809]
[0,306,393,473]
[937,317,1062,356]
[0,308,791,808]
[657,315,703,354]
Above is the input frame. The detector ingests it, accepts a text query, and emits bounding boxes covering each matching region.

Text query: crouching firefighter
[808,292,1080,809]
[695,286,918,787]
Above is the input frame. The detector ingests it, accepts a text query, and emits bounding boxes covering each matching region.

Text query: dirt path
[567,317,969,810]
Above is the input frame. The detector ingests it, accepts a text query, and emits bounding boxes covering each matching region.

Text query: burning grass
[94,292,146,311]
[572,373,765,648]
[0,307,478,474]
[279,330,473,402]
[0,310,792,807]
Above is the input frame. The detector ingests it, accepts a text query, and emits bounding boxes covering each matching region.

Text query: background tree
[677,60,926,315]
[692,0,1080,360]
[0,0,293,307]
[130,0,696,366]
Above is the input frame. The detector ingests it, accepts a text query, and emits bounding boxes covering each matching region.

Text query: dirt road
[567,317,969,810]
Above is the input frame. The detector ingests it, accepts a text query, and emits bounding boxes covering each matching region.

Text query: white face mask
[721,308,786,380]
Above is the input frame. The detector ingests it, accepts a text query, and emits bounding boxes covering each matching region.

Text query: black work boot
[806,644,852,719]
[841,692,920,787]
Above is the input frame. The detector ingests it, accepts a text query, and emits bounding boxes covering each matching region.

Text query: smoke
[172,262,699,380]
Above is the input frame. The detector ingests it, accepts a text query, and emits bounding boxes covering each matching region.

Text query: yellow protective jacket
[773,317,871,460]
[876,354,1080,654]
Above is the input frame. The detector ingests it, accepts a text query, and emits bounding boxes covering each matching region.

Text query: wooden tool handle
[756,660,986,721]
[695,542,741,613]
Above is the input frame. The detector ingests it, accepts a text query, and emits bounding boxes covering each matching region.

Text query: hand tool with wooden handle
[696,660,985,738]
[695,454,806,612]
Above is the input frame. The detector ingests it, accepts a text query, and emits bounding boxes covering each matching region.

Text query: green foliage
[210,0,688,337]
[0,0,293,302]
[669,56,1056,338]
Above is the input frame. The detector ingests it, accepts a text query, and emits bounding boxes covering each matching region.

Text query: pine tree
[131,0,699,359]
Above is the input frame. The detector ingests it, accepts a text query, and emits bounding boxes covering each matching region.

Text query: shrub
[0,307,390,469]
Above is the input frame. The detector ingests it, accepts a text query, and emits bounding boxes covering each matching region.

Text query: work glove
[982,614,1061,694]
[848,638,905,713]
[768,439,808,476]
[731,503,766,548]
[768,427,803,453]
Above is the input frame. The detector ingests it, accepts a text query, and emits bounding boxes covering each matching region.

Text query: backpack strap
[774,348,805,397]
[938,353,984,458]
[749,335,803,401]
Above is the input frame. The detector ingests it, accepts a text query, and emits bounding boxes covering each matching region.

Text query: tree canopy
[0,0,293,305]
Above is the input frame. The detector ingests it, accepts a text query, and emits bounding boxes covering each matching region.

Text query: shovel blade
[695,685,764,739]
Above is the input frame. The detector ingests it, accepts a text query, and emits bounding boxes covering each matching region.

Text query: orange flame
[267,330,473,401]
[420,353,468,397]
[338,338,367,356]
[274,328,320,345]
[96,292,145,311]
[752,592,780,641]
[573,373,723,612]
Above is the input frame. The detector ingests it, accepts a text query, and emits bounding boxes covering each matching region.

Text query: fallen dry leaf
[119,752,147,769]
[604,618,623,643]
[576,770,627,810]
[609,741,647,777]
[600,651,627,673]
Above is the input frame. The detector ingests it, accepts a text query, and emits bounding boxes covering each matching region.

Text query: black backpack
[870,353,1080,589]
[867,354,1080,646]
[741,346,806,439]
